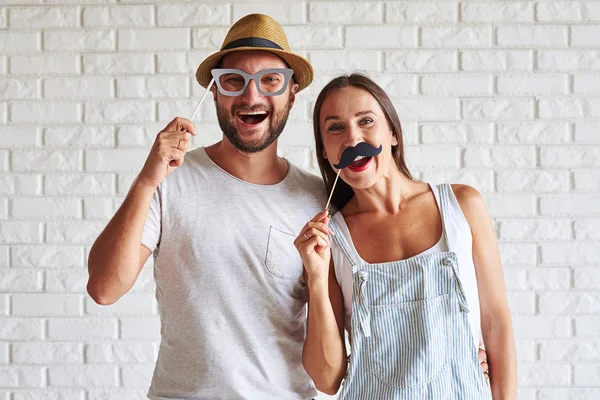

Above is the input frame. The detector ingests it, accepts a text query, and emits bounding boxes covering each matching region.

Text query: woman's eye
[360,117,374,125]
[327,124,343,133]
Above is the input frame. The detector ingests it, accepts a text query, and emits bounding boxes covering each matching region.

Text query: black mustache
[333,142,382,169]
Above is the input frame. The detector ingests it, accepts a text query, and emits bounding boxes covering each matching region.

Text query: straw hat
[195,13,314,93]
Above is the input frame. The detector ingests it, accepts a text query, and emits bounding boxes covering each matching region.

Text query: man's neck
[204,139,289,185]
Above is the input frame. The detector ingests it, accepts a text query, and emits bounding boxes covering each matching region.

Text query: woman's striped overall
[330,184,491,399]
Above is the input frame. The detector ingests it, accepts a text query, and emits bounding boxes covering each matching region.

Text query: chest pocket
[369,294,450,388]
[265,226,303,280]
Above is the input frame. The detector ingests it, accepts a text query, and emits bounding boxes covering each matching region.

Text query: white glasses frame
[210,68,294,97]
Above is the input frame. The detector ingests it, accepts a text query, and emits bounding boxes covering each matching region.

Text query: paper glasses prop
[190,68,294,121]
[211,68,294,97]
[324,142,383,211]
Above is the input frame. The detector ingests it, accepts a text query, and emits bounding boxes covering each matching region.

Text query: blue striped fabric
[330,184,491,399]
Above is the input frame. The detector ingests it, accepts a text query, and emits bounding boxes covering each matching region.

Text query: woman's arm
[453,184,517,399]
[294,211,347,394]
[302,263,347,395]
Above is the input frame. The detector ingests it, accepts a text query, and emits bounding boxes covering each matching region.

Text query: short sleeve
[141,184,162,253]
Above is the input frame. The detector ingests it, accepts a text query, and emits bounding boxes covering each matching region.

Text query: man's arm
[87,117,196,305]
[87,181,155,305]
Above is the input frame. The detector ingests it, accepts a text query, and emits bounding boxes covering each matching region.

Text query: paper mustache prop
[325,142,383,211]
[333,142,383,169]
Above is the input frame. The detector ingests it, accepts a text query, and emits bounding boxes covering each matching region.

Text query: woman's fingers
[295,226,330,254]
[299,228,330,246]
[298,234,329,255]
[294,211,335,253]
[297,219,333,238]
[311,210,328,222]
[307,221,333,236]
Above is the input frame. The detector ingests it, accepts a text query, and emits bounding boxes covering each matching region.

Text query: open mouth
[347,155,373,172]
[350,155,371,168]
[236,111,269,126]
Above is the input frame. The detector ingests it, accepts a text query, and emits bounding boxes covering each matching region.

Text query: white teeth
[354,155,366,161]
[238,111,267,116]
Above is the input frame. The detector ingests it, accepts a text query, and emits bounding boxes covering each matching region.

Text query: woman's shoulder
[448,183,490,227]
[450,183,483,204]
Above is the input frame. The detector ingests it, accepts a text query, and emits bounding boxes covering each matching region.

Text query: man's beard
[216,95,292,153]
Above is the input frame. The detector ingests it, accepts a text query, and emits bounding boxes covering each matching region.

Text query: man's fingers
[166,138,190,152]
[161,147,186,165]
[156,131,192,156]
[477,345,490,381]
[478,348,486,363]
[165,117,197,136]
[481,360,489,373]
[161,130,192,142]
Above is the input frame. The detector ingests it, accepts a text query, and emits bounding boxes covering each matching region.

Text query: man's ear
[288,83,299,107]
[211,85,217,101]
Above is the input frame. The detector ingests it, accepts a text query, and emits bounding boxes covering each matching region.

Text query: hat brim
[196,47,314,93]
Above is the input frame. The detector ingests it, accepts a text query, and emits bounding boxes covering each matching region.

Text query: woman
[294,74,516,398]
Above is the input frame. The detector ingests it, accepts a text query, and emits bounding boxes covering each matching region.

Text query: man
[88,14,324,399]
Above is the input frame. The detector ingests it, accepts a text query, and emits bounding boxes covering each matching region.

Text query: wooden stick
[325,169,342,211]
[189,78,215,121]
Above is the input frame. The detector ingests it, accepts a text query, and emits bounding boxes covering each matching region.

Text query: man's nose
[239,79,263,104]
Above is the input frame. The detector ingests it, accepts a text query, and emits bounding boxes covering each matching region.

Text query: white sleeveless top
[330,183,483,348]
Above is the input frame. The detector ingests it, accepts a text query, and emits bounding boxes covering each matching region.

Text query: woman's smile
[347,156,373,173]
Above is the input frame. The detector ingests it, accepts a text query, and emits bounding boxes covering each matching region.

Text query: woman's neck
[344,168,420,216]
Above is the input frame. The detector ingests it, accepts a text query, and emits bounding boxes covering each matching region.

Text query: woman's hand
[294,210,334,285]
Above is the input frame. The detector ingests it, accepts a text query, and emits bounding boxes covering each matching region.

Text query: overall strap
[329,215,361,270]
[329,215,371,338]
[435,183,470,313]
[430,183,452,253]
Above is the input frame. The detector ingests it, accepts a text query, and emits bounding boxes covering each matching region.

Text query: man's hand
[137,117,197,189]
[478,341,490,383]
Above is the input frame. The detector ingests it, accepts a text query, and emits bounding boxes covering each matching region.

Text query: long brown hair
[313,74,413,211]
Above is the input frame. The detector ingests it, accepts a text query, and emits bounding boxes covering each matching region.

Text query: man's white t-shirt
[142,147,326,399]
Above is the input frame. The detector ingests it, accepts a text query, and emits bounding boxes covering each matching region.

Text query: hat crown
[221,14,291,52]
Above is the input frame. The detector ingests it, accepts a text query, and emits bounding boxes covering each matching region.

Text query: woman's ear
[321,147,328,160]
[391,130,399,146]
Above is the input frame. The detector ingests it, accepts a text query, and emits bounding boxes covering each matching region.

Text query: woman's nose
[342,124,364,147]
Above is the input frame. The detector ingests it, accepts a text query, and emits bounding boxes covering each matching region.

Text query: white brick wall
[0,1,599,399]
